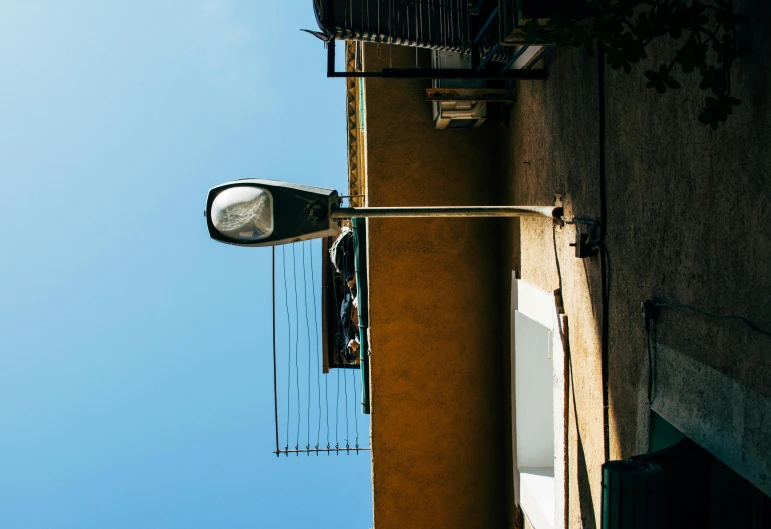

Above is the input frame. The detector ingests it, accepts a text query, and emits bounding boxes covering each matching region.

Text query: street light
[206,178,563,418]
[205,179,562,247]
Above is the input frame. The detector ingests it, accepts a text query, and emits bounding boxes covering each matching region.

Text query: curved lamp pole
[331,205,561,220]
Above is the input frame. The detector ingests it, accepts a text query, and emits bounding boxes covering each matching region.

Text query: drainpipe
[352,217,370,414]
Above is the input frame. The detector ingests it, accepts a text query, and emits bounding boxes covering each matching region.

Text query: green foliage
[523,0,744,129]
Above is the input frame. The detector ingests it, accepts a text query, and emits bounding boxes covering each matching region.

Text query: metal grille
[310,0,548,78]
[316,0,472,54]
[271,243,370,457]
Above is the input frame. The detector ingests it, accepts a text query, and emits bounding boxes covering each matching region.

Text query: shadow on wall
[567,318,596,528]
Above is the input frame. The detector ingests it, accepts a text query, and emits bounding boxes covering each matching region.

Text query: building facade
[333,1,771,525]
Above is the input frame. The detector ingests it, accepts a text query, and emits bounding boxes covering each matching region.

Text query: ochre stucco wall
[362,44,509,529]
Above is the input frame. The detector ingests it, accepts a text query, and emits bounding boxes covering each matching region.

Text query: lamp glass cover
[210,186,273,241]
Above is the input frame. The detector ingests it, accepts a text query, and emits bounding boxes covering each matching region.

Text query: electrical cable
[330,251,342,454]
[643,297,770,411]
[652,301,771,337]
[645,311,656,407]
[351,366,358,450]
[601,245,611,324]
[293,243,300,454]
[552,224,563,288]
[303,242,311,453]
[324,241,331,451]
[552,222,572,529]
[336,370,341,453]
[598,36,611,465]
[309,240,322,451]
[343,269,350,448]
[282,246,292,454]
[272,247,280,456]
[342,253,350,450]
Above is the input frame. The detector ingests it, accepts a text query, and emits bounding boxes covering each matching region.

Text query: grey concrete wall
[652,343,771,498]
[497,1,771,526]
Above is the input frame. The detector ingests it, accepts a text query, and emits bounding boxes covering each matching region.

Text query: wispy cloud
[182,0,280,105]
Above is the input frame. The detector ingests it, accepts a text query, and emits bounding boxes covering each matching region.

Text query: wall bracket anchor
[570,229,598,259]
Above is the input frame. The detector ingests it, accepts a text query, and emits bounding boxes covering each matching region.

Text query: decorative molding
[345,42,365,207]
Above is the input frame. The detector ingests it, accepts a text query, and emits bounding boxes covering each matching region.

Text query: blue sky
[0,2,372,528]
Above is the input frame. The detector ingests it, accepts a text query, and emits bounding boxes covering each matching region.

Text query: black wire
[352,366,358,448]
[336,369,341,453]
[389,0,393,69]
[597,36,611,465]
[325,347,330,449]
[552,224,563,288]
[292,243,300,453]
[343,331,350,450]
[323,240,332,450]
[646,316,655,406]
[272,247,280,456]
[309,241,322,450]
[653,301,771,337]
[330,240,343,453]
[303,242,311,452]
[342,241,350,449]
[601,245,611,324]
[282,246,291,453]
[553,222,575,529]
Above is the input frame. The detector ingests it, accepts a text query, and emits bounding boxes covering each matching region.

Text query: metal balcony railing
[271,240,370,457]
[307,0,547,79]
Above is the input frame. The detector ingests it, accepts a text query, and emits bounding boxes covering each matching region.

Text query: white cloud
[182,0,280,104]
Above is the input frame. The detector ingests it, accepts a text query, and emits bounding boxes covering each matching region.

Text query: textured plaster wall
[498,1,771,527]
[362,44,509,529]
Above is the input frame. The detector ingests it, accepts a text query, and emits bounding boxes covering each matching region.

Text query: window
[511,276,566,529]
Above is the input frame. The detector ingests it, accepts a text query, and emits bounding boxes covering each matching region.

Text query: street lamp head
[205,179,340,247]
[210,186,274,242]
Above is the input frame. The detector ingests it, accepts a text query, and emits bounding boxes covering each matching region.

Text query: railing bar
[272,247,280,456]
[477,43,500,72]
[311,240,322,453]
[501,45,529,72]
[292,243,301,455]
[327,68,547,79]
[282,246,292,455]
[274,447,371,454]
[303,242,311,455]
[473,7,498,44]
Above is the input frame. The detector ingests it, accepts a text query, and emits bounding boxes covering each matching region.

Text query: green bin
[601,460,665,529]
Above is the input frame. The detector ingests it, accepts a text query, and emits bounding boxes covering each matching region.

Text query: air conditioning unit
[431,50,487,130]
